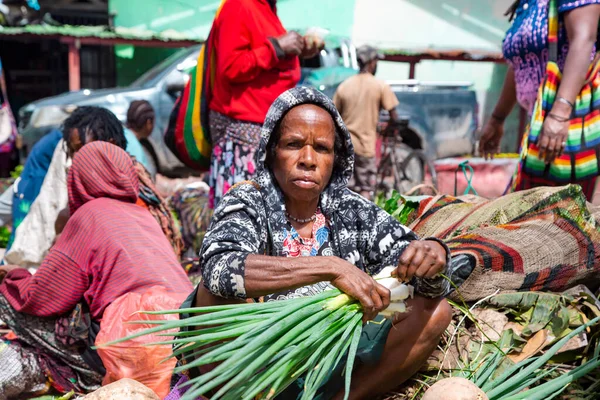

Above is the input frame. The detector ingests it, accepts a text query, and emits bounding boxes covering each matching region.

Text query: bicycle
[376,117,438,196]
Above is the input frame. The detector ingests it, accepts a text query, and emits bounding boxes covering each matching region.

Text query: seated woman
[5,106,183,268]
[3,129,62,245]
[125,100,157,178]
[190,87,456,399]
[0,142,193,399]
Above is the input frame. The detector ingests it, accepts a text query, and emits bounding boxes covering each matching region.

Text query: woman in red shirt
[207,0,321,208]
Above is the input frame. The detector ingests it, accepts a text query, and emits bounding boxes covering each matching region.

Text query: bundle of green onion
[478,316,600,400]
[100,268,411,400]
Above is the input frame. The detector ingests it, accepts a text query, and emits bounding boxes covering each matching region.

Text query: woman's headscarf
[68,141,184,257]
[253,86,355,223]
[68,141,138,214]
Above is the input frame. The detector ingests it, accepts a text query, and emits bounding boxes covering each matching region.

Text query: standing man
[333,45,400,198]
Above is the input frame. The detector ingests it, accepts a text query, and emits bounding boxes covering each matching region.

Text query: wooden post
[68,40,81,92]
[409,61,417,79]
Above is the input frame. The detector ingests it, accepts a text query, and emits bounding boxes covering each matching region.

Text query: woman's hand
[538,3,600,163]
[479,66,516,160]
[301,35,324,59]
[394,240,447,282]
[0,265,24,283]
[276,31,304,56]
[539,104,571,163]
[479,118,504,160]
[329,257,390,323]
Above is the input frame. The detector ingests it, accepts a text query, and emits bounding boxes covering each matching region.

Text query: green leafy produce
[10,164,23,180]
[436,314,600,400]
[30,391,75,400]
[0,226,10,248]
[100,290,361,400]
[374,190,421,225]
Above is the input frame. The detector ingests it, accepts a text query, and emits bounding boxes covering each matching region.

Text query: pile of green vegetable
[464,317,599,399]
[101,268,412,400]
[402,288,600,400]
[375,190,421,225]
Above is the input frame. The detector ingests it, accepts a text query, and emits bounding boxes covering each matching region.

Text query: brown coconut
[83,378,160,400]
[422,377,488,400]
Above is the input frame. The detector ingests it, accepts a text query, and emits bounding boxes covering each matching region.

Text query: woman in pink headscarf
[0,142,192,398]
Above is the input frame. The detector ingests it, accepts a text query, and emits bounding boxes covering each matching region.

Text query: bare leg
[333,296,452,400]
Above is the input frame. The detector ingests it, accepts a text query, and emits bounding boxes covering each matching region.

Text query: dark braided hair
[505,0,520,22]
[126,100,155,131]
[62,106,127,150]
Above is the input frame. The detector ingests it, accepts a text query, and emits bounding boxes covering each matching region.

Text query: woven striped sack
[164,1,226,171]
[516,0,600,185]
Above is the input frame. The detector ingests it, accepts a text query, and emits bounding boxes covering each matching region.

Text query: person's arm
[381,83,401,134]
[200,184,390,321]
[479,66,517,159]
[539,3,600,162]
[491,66,517,123]
[216,3,302,84]
[0,249,87,317]
[361,201,449,297]
[382,83,400,116]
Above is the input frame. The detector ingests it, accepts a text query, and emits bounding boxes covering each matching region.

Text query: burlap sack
[409,185,600,301]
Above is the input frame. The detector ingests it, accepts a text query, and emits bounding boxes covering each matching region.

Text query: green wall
[109,0,356,86]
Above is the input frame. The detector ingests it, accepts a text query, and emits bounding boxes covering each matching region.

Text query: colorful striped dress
[502,0,600,198]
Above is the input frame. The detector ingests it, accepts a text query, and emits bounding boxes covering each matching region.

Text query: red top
[0,142,192,321]
[209,0,301,124]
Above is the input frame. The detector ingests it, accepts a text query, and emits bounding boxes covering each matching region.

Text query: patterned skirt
[208,111,262,209]
[0,295,102,398]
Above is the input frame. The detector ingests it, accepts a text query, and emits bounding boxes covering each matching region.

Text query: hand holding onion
[395,240,448,281]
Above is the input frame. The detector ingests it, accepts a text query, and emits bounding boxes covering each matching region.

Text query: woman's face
[66,128,114,158]
[66,128,85,158]
[272,104,336,204]
[142,118,155,139]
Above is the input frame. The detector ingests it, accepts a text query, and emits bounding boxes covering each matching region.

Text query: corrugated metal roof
[382,48,504,62]
[0,24,203,45]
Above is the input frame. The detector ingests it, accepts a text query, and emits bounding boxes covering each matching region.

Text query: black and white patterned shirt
[200,87,453,300]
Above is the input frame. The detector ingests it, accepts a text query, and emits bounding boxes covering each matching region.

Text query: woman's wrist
[551,97,573,118]
[320,256,344,281]
[490,112,507,123]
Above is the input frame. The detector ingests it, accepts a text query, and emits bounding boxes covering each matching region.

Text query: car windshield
[130,47,199,89]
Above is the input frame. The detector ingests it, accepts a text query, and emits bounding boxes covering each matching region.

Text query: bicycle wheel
[392,147,438,195]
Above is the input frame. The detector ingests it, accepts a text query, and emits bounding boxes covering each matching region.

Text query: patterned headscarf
[253,86,355,225]
[68,142,139,214]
